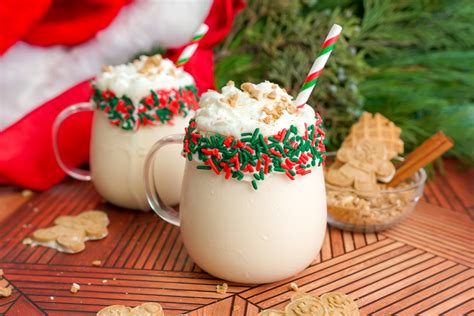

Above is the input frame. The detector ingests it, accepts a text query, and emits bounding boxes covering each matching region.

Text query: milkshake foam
[95,55,195,105]
[196,81,316,137]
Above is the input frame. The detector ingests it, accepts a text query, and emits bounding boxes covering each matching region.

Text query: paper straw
[176,24,209,67]
[294,24,342,108]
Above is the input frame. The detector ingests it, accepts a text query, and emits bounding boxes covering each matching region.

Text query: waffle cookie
[342,112,403,160]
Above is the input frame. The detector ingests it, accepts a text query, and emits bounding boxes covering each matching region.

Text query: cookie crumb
[101,65,112,73]
[113,278,117,281]
[22,238,33,245]
[87,282,92,286]
[266,91,277,99]
[0,287,12,298]
[102,280,108,284]
[92,260,102,267]
[241,82,260,100]
[289,282,299,291]
[216,283,228,294]
[227,80,235,87]
[70,283,80,294]
[50,296,55,300]
[21,190,33,197]
[0,269,3,278]
[225,93,239,107]
[233,305,241,312]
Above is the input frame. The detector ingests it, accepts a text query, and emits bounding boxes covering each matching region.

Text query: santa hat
[0,0,245,189]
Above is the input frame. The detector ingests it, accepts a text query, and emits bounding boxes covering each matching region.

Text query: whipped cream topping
[195,81,316,137]
[95,55,195,105]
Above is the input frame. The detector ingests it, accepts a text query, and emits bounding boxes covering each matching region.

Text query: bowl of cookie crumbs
[323,112,427,233]
[325,152,426,233]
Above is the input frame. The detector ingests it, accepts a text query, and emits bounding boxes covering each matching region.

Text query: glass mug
[144,134,327,284]
[53,103,189,211]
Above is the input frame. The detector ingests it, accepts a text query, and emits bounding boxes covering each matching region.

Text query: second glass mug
[53,102,188,211]
[144,134,327,284]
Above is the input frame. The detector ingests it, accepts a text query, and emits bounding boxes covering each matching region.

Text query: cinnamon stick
[388,131,453,187]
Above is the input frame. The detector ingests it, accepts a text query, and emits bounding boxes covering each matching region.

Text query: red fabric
[0,0,52,54]
[0,0,128,54]
[24,0,130,47]
[0,0,245,190]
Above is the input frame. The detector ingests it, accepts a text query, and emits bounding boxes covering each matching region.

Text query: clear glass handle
[144,134,184,227]
[52,102,95,181]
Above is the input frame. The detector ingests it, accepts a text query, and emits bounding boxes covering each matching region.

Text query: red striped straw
[176,24,209,67]
[294,24,342,108]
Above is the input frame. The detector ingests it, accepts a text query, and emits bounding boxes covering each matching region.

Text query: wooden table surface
[0,159,473,315]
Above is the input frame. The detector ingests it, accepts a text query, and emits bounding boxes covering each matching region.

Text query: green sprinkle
[288,169,296,176]
[241,132,252,137]
[283,131,290,143]
[259,134,269,152]
[290,157,299,163]
[251,128,260,143]
[197,165,211,170]
[253,173,260,180]
[259,168,264,180]
[251,180,258,190]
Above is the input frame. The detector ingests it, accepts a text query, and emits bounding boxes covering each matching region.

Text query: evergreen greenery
[214,0,474,165]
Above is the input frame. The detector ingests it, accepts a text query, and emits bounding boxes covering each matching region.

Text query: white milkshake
[180,161,326,283]
[53,55,199,211]
[145,81,328,283]
[90,112,190,210]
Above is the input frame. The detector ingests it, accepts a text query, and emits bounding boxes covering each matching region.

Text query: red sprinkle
[285,171,295,180]
[285,158,295,168]
[264,159,270,174]
[244,146,254,154]
[269,148,282,158]
[207,158,220,175]
[201,148,220,157]
[232,153,241,170]
[235,140,245,148]
[223,136,234,148]
[256,159,262,171]
[296,169,312,175]
[243,164,254,173]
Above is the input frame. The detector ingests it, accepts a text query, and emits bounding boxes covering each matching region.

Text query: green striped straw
[294,24,342,108]
[176,24,209,67]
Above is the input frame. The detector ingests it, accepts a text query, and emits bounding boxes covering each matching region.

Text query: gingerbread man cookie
[326,139,396,192]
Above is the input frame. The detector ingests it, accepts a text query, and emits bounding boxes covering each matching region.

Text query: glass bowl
[324,152,426,233]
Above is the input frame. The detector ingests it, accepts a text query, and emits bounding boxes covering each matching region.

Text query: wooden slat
[382,201,474,267]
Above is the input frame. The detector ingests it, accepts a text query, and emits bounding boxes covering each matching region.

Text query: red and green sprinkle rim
[183,114,326,190]
[92,84,199,130]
